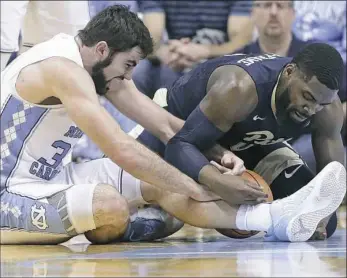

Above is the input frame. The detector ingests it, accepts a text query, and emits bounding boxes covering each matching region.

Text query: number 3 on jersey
[38,140,71,169]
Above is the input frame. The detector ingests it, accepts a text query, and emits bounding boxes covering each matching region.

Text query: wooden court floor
[1,206,346,277]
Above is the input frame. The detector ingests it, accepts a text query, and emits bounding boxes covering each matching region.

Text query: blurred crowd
[1,0,346,172]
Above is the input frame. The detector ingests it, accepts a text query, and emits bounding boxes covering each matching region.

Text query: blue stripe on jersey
[0,96,47,190]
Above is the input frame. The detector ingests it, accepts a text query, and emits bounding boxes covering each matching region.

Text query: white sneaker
[265,161,346,242]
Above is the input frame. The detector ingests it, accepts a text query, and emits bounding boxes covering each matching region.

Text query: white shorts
[1,158,144,244]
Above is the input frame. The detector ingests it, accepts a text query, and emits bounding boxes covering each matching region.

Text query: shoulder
[205,64,258,121]
[207,64,257,98]
[39,56,87,76]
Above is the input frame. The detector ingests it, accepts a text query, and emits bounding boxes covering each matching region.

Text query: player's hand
[211,173,268,205]
[210,152,246,176]
[173,42,211,62]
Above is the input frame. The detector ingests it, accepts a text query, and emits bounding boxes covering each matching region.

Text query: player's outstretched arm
[106,80,184,144]
[107,80,245,175]
[311,98,345,172]
[106,76,247,196]
[34,57,217,201]
[164,65,268,205]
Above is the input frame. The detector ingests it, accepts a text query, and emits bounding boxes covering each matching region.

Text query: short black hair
[78,4,153,58]
[292,43,344,90]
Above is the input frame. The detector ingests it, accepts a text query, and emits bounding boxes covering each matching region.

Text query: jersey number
[38,140,71,169]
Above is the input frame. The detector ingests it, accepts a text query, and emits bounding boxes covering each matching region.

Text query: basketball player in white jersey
[1,5,346,245]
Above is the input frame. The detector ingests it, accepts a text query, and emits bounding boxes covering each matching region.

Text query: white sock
[235,203,272,232]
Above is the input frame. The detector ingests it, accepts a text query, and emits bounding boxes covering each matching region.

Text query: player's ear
[284,63,297,78]
[94,41,110,60]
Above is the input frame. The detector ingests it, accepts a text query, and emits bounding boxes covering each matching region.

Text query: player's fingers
[229,161,245,176]
[245,181,264,192]
[248,187,268,198]
[210,161,232,174]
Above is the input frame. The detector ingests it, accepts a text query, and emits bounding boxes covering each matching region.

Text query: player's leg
[140,161,346,241]
[62,158,182,242]
[0,182,129,245]
[253,144,338,238]
[0,190,72,244]
[74,183,130,244]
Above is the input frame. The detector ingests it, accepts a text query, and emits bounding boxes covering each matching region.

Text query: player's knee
[92,183,130,229]
[271,163,314,199]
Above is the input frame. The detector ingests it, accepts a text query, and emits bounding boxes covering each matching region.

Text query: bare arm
[142,12,166,57]
[19,57,213,199]
[106,81,183,144]
[107,82,242,166]
[311,99,346,172]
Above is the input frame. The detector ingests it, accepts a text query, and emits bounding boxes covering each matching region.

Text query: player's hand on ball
[222,175,268,205]
[208,166,268,205]
[210,152,246,176]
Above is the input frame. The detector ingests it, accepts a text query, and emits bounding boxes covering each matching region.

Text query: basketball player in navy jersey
[137,43,346,239]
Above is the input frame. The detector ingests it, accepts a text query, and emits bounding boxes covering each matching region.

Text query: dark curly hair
[292,43,344,90]
[78,4,153,58]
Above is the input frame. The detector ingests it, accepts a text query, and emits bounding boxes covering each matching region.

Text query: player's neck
[258,33,292,57]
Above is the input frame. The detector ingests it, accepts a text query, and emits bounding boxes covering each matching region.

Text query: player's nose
[303,105,316,116]
[124,71,133,81]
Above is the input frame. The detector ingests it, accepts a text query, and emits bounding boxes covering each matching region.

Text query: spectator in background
[132,0,253,98]
[290,1,346,173]
[236,0,309,57]
[88,0,138,16]
[293,1,346,63]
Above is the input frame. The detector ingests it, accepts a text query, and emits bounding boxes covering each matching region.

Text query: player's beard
[276,87,310,137]
[91,56,113,96]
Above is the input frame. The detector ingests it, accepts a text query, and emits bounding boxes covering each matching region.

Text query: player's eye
[303,91,315,102]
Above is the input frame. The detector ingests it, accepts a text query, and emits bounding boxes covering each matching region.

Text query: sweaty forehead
[303,75,339,103]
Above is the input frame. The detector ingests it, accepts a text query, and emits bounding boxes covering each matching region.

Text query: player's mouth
[290,110,308,123]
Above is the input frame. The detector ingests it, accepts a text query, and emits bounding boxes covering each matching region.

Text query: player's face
[276,65,338,128]
[91,45,142,95]
[252,1,294,38]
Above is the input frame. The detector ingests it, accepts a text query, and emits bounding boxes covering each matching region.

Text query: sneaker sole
[287,163,346,242]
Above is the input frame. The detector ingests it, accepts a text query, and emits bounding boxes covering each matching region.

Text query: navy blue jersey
[167,53,310,169]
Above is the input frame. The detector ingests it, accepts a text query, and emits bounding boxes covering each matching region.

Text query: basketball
[216,170,273,239]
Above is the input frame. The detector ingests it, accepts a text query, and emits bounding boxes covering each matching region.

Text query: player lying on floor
[135,43,346,239]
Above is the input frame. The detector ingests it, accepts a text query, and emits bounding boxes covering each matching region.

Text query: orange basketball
[216,170,273,239]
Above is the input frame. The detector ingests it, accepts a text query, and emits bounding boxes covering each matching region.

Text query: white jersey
[1,33,85,198]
